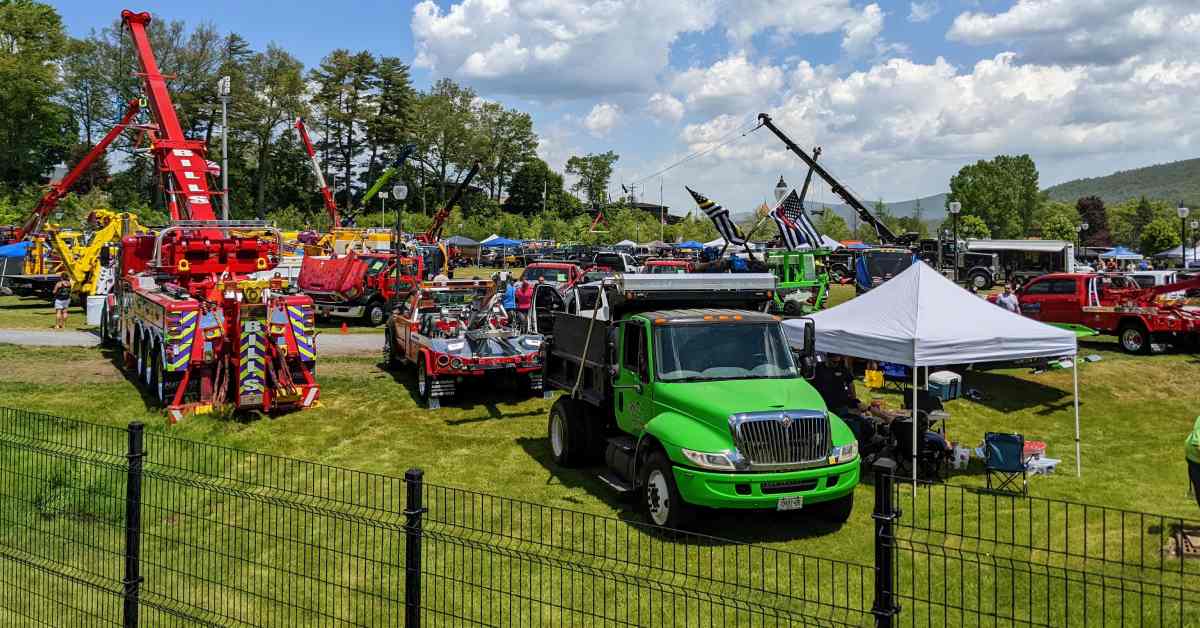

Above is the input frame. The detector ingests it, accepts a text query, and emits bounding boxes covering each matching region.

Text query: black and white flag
[771,189,823,250]
[686,187,745,246]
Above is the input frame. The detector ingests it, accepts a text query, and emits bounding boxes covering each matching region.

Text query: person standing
[52,273,71,330]
[1187,416,1200,510]
[501,278,517,312]
[515,278,534,323]
[996,284,1021,313]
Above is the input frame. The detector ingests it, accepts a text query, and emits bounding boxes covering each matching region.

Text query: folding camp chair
[891,417,946,481]
[984,432,1028,495]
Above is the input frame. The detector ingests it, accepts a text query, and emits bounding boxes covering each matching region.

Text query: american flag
[686,187,745,246]
[771,189,823,250]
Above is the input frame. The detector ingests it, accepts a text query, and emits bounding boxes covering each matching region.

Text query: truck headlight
[681,448,736,471]
[830,442,858,464]
[446,341,465,352]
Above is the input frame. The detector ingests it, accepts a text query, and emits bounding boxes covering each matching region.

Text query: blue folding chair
[984,432,1028,495]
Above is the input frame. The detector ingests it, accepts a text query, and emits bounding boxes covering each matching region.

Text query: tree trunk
[255,137,270,220]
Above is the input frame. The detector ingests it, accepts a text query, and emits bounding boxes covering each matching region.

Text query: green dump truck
[765,249,830,315]
[540,273,859,528]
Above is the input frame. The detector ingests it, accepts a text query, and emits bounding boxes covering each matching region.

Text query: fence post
[404,468,425,627]
[871,459,899,628]
[123,422,145,628]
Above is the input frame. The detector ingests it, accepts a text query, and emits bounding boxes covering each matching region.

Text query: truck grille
[730,411,831,470]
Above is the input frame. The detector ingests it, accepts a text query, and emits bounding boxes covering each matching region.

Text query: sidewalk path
[0,328,383,357]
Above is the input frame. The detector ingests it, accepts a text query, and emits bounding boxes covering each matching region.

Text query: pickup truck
[540,273,859,528]
[521,261,584,287]
[384,279,543,407]
[642,259,693,274]
[1003,272,1200,353]
[298,251,422,326]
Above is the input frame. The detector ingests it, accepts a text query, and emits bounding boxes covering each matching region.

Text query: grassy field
[0,294,91,330]
[0,282,1198,624]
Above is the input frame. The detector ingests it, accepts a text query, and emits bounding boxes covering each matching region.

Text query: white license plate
[776,496,804,511]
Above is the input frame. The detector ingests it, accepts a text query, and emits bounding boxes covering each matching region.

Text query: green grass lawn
[0,294,91,330]
[1,278,1198,624]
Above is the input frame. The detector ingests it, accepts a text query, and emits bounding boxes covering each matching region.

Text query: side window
[1049,279,1077,294]
[622,323,650,382]
[1024,280,1051,295]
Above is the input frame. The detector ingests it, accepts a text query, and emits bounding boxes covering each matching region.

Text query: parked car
[591,251,641,273]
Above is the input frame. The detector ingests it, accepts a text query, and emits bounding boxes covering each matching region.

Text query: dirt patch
[0,357,123,384]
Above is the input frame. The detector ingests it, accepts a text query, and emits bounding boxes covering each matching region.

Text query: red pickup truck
[1005,272,1200,353]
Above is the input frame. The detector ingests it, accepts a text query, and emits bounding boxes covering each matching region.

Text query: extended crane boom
[417,161,480,244]
[123,10,219,221]
[18,99,142,240]
[357,144,417,217]
[293,117,339,227]
[757,113,899,245]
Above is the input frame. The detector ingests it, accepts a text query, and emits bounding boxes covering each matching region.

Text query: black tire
[547,398,589,467]
[149,346,162,403]
[782,299,802,316]
[814,492,855,524]
[383,326,400,369]
[365,300,386,327]
[1118,321,1151,355]
[969,270,992,291]
[99,303,113,347]
[416,355,435,407]
[639,450,693,529]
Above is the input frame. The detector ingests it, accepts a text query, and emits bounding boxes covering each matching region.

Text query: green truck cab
[765,249,830,315]
[541,273,858,528]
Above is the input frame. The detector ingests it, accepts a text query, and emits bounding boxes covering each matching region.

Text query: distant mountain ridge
[1044,157,1200,204]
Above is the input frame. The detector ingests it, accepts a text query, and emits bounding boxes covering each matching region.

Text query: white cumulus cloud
[583,103,622,137]
[908,1,938,23]
[671,53,785,116]
[647,93,685,122]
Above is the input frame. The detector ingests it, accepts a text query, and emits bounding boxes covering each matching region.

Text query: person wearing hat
[51,272,71,330]
[1187,416,1200,510]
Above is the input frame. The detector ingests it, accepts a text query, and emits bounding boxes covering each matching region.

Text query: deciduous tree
[565,151,618,207]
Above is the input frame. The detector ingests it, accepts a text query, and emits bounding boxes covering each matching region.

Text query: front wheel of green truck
[640,451,694,529]
[813,491,854,524]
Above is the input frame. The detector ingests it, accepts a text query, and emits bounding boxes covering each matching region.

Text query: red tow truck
[1004,272,1200,353]
[298,252,424,326]
[383,279,543,408]
[643,259,693,274]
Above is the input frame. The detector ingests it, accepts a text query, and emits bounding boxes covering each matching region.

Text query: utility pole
[217,76,231,220]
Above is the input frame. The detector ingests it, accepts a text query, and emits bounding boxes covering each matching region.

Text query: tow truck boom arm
[420,161,480,243]
[18,99,142,239]
[359,144,417,212]
[293,117,340,227]
[757,113,899,244]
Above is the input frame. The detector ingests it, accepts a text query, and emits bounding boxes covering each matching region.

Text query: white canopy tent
[615,239,637,247]
[783,262,1082,484]
[1153,244,1200,259]
[703,237,727,248]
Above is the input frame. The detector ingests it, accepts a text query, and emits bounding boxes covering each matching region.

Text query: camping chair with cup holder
[984,432,1028,495]
[902,388,950,435]
[890,415,947,481]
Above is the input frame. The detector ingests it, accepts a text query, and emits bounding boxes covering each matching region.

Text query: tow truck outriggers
[540,273,859,528]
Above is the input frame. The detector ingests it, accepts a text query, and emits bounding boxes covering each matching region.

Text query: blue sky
[52,1,1200,217]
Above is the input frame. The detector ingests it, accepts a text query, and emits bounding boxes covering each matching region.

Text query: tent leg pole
[912,367,918,495]
[1073,362,1081,477]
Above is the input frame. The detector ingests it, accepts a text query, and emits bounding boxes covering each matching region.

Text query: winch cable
[626,114,764,189]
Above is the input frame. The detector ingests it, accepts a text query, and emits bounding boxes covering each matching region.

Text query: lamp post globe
[948,201,962,282]
[1179,203,1190,266]
[774,176,788,204]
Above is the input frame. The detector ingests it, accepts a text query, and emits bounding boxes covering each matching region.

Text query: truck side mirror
[801,317,815,357]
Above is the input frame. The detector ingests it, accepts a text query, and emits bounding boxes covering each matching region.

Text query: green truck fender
[639,411,742,469]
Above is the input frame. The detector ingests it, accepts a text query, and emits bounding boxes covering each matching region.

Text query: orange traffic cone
[340,322,349,334]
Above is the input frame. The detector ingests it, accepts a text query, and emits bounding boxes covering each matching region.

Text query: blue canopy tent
[0,240,31,290]
[674,240,703,250]
[1098,246,1143,260]
[0,241,31,258]
[482,237,522,248]
[846,242,873,250]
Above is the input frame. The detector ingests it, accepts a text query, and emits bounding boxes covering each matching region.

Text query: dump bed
[298,253,367,301]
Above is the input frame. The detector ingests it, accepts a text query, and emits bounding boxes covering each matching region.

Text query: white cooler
[928,370,961,401]
[86,295,105,326]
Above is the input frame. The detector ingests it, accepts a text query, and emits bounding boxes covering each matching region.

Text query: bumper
[432,364,541,378]
[672,459,860,509]
[314,302,365,319]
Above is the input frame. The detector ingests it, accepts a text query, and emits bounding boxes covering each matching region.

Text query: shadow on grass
[958,370,1069,413]
[514,436,854,545]
[98,343,163,414]
[380,361,546,422]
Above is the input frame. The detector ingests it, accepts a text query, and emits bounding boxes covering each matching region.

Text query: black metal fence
[1,406,1197,627]
[0,407,873,626]
[879,472,1200,627]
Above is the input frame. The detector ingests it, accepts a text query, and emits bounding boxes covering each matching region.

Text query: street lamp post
[217,76,231,220]
[1178,203,1190,267]
[774,175,788,204]
[1191,219,1199,267]
[393,184,407,236]
[948,201,962,282]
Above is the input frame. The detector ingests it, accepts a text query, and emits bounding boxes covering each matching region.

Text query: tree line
[0,0,652,242]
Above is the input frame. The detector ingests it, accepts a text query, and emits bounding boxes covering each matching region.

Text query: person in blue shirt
[501,278,517,311]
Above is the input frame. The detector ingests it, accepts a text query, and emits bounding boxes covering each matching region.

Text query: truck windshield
[654,323,797,382]
[862,251,912,278]
[523,267,570,283]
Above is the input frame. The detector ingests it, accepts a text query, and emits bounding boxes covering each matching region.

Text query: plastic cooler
[928,370,961,401]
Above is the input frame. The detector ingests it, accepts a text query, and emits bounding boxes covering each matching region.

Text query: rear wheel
[149,347,162,402]
[969,270,992,291]
[547,398,589,467]
[383,326,400,369]
[1118,322,1151,354]
[639,450,693,529]
[416,355,435,407]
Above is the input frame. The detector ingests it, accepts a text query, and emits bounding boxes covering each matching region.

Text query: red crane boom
[293,117,340,227]
[18,99,142,240]
[122,10,219,222]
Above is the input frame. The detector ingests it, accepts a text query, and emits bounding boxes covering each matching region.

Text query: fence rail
[0,407,1196,627]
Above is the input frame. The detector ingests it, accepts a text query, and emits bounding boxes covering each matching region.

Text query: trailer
[541,273,859,528]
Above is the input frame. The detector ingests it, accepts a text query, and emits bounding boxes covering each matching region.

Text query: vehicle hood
[653,378,827,429]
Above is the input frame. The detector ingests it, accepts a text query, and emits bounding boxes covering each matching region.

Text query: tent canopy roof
[1098,245,1142,260]
[443,235,480,246]
[675,240,703,249]
[783,262,1077,366]
[482,237,523,247]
